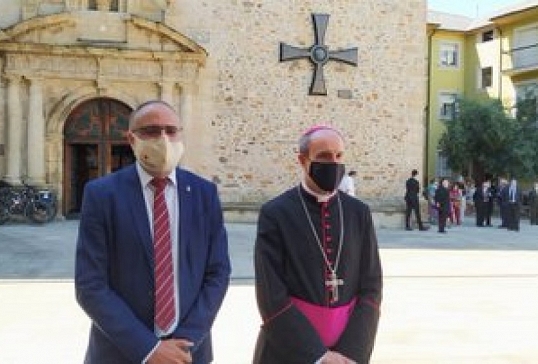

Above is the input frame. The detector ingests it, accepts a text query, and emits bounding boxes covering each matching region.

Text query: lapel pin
[186,185,191,192]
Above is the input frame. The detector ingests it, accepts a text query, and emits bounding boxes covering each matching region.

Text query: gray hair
[298,125,343,155]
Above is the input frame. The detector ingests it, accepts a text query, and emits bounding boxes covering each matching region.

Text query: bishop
[253,125,383,364]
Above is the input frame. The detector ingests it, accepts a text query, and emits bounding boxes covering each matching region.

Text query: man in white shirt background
[338,170,357,197]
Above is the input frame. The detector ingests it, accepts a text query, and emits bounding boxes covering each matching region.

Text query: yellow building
[426,1,538,181]
[426,11,470,179]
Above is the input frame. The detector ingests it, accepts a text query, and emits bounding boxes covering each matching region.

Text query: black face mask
[309,161,346,192]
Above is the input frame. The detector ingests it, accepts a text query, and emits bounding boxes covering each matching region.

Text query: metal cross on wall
[279,13,358,96]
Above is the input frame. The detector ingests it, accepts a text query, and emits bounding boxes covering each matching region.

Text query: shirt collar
[135,162,177,189]
[300,180,337,203]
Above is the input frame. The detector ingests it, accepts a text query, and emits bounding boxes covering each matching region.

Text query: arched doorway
[63,98,134,217]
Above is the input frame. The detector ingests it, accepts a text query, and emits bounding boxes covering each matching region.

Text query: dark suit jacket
[473,186,493,204]
[405,177,420,202]
[75,164,231,364]
[434,185,450,214]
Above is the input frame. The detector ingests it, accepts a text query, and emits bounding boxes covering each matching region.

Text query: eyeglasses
[132,125,183,139]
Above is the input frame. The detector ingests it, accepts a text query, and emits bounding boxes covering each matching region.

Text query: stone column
[179,84,194,167]
[159,81,174,106]
[4,76,23,185]
[27,78,46,185]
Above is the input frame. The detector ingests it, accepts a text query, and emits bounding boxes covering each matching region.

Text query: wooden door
[63,98,132,216]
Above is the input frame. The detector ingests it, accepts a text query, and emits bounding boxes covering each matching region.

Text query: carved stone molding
[4,54,97,79]
[3,53,201,84]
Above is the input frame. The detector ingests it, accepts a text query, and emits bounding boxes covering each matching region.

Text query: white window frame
[513,23,538,69]
[514,80,538,123]
[439,42,460,68]
[479,66,493,89]
[438,92,458,120]
[436,151,452,178]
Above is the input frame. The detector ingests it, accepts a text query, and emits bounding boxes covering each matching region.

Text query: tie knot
[151,177,168,191]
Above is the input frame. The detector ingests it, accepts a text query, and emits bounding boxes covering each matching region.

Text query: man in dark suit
[473,180,493,227]
[434,178,450,233]
[75,101,231,364]
[497,178,509,228]
[404,169,427,231]
[505,178,522,231]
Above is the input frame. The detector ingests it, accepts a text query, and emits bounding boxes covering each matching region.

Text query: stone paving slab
[1,217,538,363]
[1,217,537,279]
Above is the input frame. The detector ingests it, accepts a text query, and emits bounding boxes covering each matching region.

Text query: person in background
[486,180,496,227]
[338,170,357,197]
[473,180,493,227]
[427,178,438,225]
[528,181,538,225]
[253,125,382,364]
[404,169,428,231]
[75,100,231,364]
[506,178,522,231]
[458,180,467,224]
[449,181,462,226]
[497,178,509,229]
[434,178,450,233]
[465,179,476,214]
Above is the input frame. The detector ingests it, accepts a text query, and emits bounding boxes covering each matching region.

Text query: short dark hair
[411,169,418,177]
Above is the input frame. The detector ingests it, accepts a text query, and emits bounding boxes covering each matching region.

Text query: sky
[428,0,526,18]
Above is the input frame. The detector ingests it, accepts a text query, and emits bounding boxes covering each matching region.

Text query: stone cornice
[129,15,208,59]
[0,41,206,64]
[0,13,207,67]
[0,13,75,40]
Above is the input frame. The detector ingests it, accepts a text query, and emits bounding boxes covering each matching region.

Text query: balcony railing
[502,42,538,75]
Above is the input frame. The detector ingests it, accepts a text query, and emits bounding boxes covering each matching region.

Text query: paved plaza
[1,217,537,363]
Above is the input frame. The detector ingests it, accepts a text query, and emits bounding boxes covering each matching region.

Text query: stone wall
[179,0,427,208]
[0,0,427,225]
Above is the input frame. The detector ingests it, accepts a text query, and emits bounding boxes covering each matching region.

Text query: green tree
[511,93,538,179]
[438,97,515,179]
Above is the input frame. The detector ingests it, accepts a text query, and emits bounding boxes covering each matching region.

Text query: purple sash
[291,296,357,347]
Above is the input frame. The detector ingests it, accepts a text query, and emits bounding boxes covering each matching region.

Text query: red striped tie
[151,177,176,332]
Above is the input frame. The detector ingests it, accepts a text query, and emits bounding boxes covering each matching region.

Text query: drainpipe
[497,27,503,102]
[425,28,436,183]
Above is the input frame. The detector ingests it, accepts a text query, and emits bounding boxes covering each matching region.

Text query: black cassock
[253,185,383,364]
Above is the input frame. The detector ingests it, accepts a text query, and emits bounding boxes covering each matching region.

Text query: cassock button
[327,236,333,242]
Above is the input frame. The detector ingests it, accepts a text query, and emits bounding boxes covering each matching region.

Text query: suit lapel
[176,169,193,314]
[124,165,154,266]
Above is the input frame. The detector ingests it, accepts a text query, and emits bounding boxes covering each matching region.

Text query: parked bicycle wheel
[25,200,54,224]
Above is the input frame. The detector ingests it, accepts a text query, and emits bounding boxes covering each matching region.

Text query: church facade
[0,0,426,225]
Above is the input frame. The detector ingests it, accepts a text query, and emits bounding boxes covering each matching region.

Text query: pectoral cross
[325,272,344,302]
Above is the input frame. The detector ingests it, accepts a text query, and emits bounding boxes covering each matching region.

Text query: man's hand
[321,350,357,364]
[148,339,194,364]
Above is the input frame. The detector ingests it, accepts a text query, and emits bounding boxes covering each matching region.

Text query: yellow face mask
[132,135,184,176]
